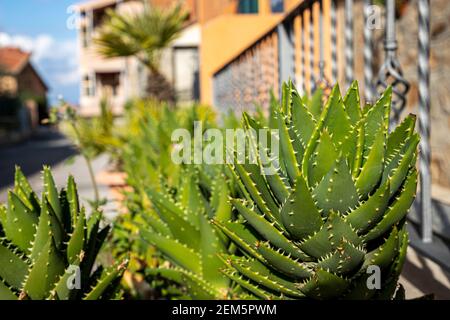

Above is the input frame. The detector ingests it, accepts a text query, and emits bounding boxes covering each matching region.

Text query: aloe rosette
[216,81,418,299]
[0,167,127,300]
[138,164,239,299]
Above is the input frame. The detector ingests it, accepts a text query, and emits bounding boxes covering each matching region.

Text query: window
[97,72,120,97]
[81,26,88,48]
[82,75,95,97]
[93,4,115,29]
[238,0,258,14]
[271,0,284,13]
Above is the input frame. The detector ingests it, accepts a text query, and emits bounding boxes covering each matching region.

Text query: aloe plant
[217,81,418,299]
[139,164,239,299]
[110,101,243,299]
[0,167,127,300]
[122,101,217,188]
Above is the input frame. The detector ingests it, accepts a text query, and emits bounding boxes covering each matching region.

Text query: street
[0,126,116,219]
[0,126,76,191]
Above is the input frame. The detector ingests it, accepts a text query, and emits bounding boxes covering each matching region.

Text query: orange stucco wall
[150,0,306,105]
[147,0,306,105]
[150,0,237,24]
[198,0,236,23]
[199,0,305,105]
[150,0,199,23]
[285,0,302,11]
[200,14,282,105]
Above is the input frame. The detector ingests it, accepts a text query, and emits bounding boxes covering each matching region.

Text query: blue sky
[0,0,83,104]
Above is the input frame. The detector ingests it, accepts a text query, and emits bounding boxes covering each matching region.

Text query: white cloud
[54,65,80,86]
[0,32,79,87]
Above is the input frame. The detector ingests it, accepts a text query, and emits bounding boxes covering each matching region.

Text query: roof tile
[0,47,31,74]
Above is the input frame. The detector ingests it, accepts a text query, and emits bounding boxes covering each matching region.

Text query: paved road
[0,126,76,190]
[0,127,116,219]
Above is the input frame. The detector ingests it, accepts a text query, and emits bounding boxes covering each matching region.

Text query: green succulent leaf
[263,160,290,205]
[231,199,310,261]
[181,270,221,300]
[0,204,6,229]
[340,120,361,175]
[364,169,417,241]
[200,215,229,290]
[227,256,303,298]
[280,174,323,240]
[308,129,337,186]
[384,134,419,198]
[67,208,86,264]
[211,220,264,262]
[322,85,352,148]
[298,268,350,299]
[141,229,201,274]
[234,162,279,225]
[146,267,184,284]
[343,80,362,125]
[241,162,280,222]
[345,180,391,233]
[0,239,29,289]
[6,192,38,253]
[308,87,323,120]
[0,278,17,300]
[364,227,399,270]
[221,267,277,300]
[313,156,359,215]
[281,81,293,117]
[363,87,391,162]
[179,172,203,229]
[43,166,62,223]
[31,199,56,261]
[276,108,300,184]
[84,260,127,300]
[210,176,232,222]
[66,175,80,226]
[386,114,416,160]
[52,258,81,300]
[299,212,361,259]
[23,238,65,300]
[317,238,365,275]
[146,187,200,249]
[14,166,40,213]
[256,241,312,279]
[291,91,316,152]
[355,123,386,198]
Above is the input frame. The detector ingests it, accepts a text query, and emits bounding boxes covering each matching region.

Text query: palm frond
[95,5,189,70]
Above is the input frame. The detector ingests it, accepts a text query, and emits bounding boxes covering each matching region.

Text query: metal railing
[212,0,432,243]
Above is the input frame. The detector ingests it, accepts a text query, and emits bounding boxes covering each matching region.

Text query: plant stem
[69,120,101,207]
[84,153,100,205]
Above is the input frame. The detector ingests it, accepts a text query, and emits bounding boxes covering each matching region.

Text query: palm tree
[95,4,189,102]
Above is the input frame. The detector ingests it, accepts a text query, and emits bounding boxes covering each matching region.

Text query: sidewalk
[401,246,450,299]
[0,126,118,221]
[0,154,118,221]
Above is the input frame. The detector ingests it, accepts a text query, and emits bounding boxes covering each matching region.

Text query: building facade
[75,0,301,115]
[199,0,302,106]
[75,0,201,116]
[0,47,48,130]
